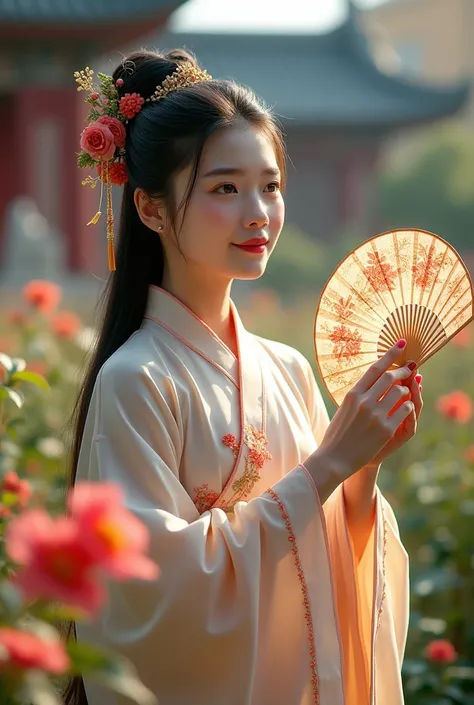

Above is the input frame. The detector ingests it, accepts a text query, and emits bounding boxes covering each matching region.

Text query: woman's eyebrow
[202,166,280,178]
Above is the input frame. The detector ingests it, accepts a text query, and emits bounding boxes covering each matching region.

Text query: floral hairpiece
[74,63,212,272]
[75,67,144,271]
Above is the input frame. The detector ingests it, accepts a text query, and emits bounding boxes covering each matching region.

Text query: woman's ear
[134,189,165,233]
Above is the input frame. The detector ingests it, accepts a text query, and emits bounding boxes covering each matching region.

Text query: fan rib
[351,250,393,318]
[318,299,381,334]
[436,277,470,325]
[393,231,406,307]
[425,245,450,312]
[431,258,461,317]
[410,230,419,310]
[333,272,387,324]
[370,239,399,311]
[442,298,474,335]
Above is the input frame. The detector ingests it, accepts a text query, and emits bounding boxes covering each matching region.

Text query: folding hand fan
[314,229,474,407]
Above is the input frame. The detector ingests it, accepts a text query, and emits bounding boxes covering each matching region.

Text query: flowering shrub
[0,282,158,704]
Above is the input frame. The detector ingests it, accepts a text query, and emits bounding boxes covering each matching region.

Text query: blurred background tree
[378,125,474,251]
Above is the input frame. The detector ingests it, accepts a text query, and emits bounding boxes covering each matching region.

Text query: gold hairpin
[146,64,212,103]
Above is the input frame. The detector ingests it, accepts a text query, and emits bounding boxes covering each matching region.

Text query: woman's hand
[368,370,423,467]
[316,340,419,482]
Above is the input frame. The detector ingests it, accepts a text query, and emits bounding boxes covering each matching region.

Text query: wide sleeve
[76,359,345,705]
[303,361,409,704]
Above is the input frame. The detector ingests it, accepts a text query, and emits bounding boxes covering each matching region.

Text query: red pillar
[0,94,19,256]
[12,85,99,273]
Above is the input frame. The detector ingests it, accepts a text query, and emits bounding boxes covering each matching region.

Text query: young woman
[67,49,422,705]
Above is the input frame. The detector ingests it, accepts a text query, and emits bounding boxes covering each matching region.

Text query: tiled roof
[158,14,469,127]
[0,0,182,23]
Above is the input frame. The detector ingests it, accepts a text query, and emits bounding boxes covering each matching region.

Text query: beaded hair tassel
[74,62,212,272]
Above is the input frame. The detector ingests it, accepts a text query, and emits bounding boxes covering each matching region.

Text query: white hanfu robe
[76,285,409,705]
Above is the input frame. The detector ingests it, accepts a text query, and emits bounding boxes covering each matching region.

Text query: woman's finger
[369,362,416,402]
[388,399,415,431]
[352,340,408,395]
[378,384,410,415]
[410,374,423,418]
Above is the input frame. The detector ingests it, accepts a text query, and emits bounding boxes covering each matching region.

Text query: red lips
[237,237,268,247]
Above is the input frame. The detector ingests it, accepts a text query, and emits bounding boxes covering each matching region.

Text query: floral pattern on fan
[314,229,474,407]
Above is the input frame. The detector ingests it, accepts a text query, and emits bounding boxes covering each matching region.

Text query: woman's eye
[215,184,237,194]
[264,182,281,193]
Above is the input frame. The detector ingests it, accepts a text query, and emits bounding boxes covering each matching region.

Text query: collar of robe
[144,285,256,390]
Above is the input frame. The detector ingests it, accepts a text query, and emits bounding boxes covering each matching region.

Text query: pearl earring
[157,226,163,232]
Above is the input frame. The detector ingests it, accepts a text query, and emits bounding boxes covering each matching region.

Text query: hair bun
[164,49,199,67]
[113,49,201,101]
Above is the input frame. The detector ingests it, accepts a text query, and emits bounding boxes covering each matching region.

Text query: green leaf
[2,387,24,409]
[447,666,474,681]
[66,640,114,675]
[11,370,50,393]
[77,151,97,169]
[1,491,20,507]
[36,602,87,624]
[0,353,13,373]
[403,659,429,677]
[67,642,156,705]
[442,684,466,703]
[22,670,63,705]
[413,567,463,596]
[0,580,23,618]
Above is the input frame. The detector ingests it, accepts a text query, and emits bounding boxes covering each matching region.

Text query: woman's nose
[243,201,269,229]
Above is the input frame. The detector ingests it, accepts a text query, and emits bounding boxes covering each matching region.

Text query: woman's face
[163,123,285,285]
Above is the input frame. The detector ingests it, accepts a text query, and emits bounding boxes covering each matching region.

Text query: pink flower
[69,483,159,581]
[97,161,128,186]
[51,310,82,339]
[80,120,115,161]
[97,116,126,149]
[425,639,457,664]
[1,471,32,508]
[22,280,62,314]
[116,78,124,87]
[6,509,104,614]
[0,627,70,674]
[119,92,145,120]
[436,391,473,423]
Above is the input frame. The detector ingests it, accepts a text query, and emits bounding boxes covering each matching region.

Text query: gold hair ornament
[146,64,212,103]
[74,62,212,272]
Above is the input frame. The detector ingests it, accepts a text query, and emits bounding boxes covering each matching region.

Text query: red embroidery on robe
[193,425,272,514]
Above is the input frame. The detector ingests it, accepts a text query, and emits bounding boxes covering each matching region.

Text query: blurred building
[159,4,468,244]
[0,0,469,276]
[362,0,474,124]
[0,0,187,275]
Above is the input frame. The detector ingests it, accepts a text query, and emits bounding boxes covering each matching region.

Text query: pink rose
[80,121,115,161]
[97,116,126,149]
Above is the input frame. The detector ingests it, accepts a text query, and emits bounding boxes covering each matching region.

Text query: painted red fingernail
[415,374,422,384]
[407,360,416,371]
[397,339,407,349]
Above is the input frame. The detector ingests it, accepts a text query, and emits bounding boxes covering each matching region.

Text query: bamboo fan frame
[314,229,474,407]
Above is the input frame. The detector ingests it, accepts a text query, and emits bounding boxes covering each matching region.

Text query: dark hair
[63,48,285,705]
